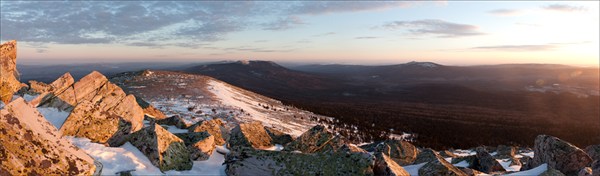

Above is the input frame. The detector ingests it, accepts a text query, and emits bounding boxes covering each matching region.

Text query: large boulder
[284,125,346,153]
[0,40,21,104]
[592,160,600,176]
[473,147,505,173]
[374,153,410,176]
[110,94,145,131]
[532,135,593,175]
[228,121,273,150]
[264,126,293,145]
[59,101,132,147]
[175,132,215,161]
[30,72,75,107]
[414,148,440,164]
[585,145,600,161]
[0,98,97,175]
[418,154,467,176]
[128,124,192,172]
[189,119,227,145]
[225,148,374,175]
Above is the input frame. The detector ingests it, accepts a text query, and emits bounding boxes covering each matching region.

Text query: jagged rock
[128,124,192,172]
[374,153,410,176]
[451,155,476,168]
[135,96,167,120]
[496,145,516,159]
[264,126,293,145]
[585,145,600,161]
[441,150,458,158]
[31,72,76,108]
[415,148,440,164]
[418,154,467,176]
[59,101,132,147]
[73,71,108,102]
[473,147,505,173]
[0,40,21,104]
[532,135,593,175]
[189,119,227,145]
[175,132,215,161]
[110,95,145,131]
[362,140,418,165]
[156,115,193,129]
[225,148,374,175]
[284,125,346,153]
[509,157,522,167]
[0,98,96,175]
[28,80,51,93]
[578,167,593,176]
[519,156,533,171]
[540,166,566,176]
[228,121,273,149]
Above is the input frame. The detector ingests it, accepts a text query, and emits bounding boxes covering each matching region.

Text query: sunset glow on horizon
[1,1,598,66]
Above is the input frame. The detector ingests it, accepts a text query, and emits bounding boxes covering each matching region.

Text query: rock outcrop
[418,154,467,176]
[0,98,97,175]
[264,126,293,145]
[473,147,506,173]
[363,140,418,165]
[59,101,133,147]
[175,132,215,161]
[374,153,410,176]
[585,145,600,161]
[135,96,167,120]
[128,124,192,172]
[189,119,227,145]
[225,148,374,175]
[228,121,273,150]
[0,40,21,104]
[532,135,593,175]
[284,125,346,153]
[414,148,440,164]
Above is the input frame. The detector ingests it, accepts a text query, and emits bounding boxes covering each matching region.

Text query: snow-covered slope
[111,70,327,137]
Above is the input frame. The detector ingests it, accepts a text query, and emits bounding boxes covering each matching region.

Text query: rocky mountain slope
[2,40,599,175]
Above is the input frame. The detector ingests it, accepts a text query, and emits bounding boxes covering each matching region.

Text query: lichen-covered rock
[1,40,21,104]
[264,126,293,145]
[0,98,96,175]
[496,145,516,159]
[28,80,51,93]
[31,72,76,108]
[372,140,418,165]
[135,96,167,120]
[228,122,273,150]
[284,125,346,153]
[374,153,410,176]
[129,124,192,172]
[59,101,132,147]
[418,154,467,176]
[110,95,145,131]
[585,145,600,161]
[473,147,505,173]
[189,119,227,145]
[73,71,109,102]
[591,160,600,176]
[415,148,440,164]
[225,148,374,176]
[175,132,215,161]
[156,115,193,129]
[532,135,593,175]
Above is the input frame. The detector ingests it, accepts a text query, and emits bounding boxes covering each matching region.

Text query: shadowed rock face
[175,132,215,161]
[129,124,192,172]
[264,126,293,145]
[1,40,21,104]
[418,154,467,176]
[585,145,600,161]
[414,148,440,164]
[228,121,273,150]
[374,153,410,176]
[532,135,592,175]
[0,98,96,175]
[473,147,506,173]
[362,140,418,166]
[225,148,374,176]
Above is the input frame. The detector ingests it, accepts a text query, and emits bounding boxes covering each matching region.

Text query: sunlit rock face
[128,124,192,172]
[0,40,21,104]
[228,121,273,150]
[0,98,97,175]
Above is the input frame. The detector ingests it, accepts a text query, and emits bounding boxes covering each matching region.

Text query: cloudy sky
[1,1,598,66]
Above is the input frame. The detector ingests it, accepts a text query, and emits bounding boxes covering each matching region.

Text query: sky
[1,1,599,66]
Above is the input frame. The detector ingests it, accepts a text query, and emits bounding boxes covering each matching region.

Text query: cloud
[488,9,522,16]
[312,32,336,37]
[471,44,558,51]
[290,1,413,15]
[355,36,380,39]
[542,4,587,12]
[379,19,484,38]
[262,16,305,31]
